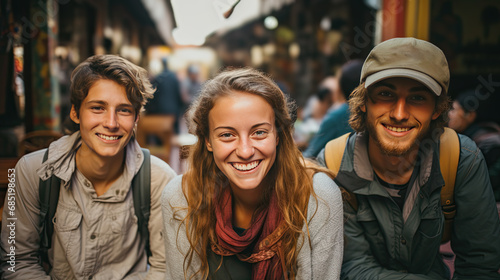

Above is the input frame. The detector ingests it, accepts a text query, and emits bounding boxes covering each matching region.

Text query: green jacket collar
[336,132,445,199]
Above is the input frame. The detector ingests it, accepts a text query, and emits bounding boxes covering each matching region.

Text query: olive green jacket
[318,132,500,279]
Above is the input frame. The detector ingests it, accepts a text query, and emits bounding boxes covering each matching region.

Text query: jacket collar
[336,132,445,198]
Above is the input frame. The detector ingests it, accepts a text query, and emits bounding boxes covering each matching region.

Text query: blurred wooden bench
[136,115,176,164]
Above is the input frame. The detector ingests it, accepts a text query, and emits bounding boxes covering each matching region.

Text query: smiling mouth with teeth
[97,133,122,141]
[232,160,260,171]
[385,125,411,133]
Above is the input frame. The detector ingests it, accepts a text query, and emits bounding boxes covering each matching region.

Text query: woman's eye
[253,130,268,137]
[220,133,233,138]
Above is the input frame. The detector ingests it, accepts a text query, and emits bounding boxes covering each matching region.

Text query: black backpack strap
[132,148,151,257]
[39,148,152,262]
[38,149,61,268]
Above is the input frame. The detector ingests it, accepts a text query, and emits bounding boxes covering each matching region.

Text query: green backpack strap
[132,148,152,257]
[39,148,61,268]
[324,133,357,210]
[439,127,460,243]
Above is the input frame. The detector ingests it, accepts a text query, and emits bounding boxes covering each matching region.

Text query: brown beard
[365,121,430,157]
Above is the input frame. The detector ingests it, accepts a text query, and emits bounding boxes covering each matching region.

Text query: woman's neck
[230,183,266,229]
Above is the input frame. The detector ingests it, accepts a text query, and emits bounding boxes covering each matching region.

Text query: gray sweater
[161,172,343,279]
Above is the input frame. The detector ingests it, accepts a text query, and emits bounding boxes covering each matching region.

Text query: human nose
[390,98,410,121]
[103,111,119,129]
[235,138,254,159]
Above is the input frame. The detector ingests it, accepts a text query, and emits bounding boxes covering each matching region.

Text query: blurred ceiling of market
[143,0,295,46]
[2,0,500,135]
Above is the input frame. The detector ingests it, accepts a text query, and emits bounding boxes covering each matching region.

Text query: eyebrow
[373,82,432,93]
[213,122,273,132]
[86,100,134,108]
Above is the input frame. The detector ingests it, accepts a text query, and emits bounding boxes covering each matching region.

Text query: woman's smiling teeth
[97,133,121,141]
[232,161,260,171]
[385,125,411,132]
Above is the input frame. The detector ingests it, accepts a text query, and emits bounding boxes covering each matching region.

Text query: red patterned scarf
[211,188,289,280]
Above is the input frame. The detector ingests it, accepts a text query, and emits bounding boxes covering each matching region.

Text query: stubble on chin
[366,123,427,158]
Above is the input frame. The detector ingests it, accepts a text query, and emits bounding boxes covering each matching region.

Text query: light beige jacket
[0,132,176,280]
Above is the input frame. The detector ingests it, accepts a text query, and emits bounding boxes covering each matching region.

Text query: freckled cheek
[212,143,237,161]
[257,141,278,157]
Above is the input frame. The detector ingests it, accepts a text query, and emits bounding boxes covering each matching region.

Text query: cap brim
[364,69,442,96]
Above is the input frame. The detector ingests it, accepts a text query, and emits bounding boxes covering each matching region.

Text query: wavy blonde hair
[178,67,330,279]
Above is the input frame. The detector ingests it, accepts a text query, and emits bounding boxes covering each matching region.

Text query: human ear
[361,105,366,113]
[431,110,441,120]
[70,105,80,124]
[205,138,213,152]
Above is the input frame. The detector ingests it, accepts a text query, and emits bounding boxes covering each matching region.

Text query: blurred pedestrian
[145,58,184,134]
[294,77,336,149]
[317,37,500,279]
[181,64,202,108]
[448,89,500,201]
[162,68,343,279]
[303,59,363,158]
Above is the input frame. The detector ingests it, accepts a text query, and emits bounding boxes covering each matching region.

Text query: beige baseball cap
[361,37,450,96]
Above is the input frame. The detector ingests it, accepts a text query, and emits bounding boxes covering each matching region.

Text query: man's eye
[408,95,429,104]
[379,91,392,97]
[119,108,133,114]
[91,106,104,111]
[410,95,425,101]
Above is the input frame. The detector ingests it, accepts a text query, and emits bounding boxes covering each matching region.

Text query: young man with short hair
[318,37,500,279]
[0,55,176,279]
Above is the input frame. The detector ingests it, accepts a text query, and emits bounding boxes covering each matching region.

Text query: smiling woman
[206,91,278,198]
[161,68,344,280]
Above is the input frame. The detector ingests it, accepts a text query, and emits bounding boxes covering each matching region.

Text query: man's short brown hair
[70,55,154,118]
